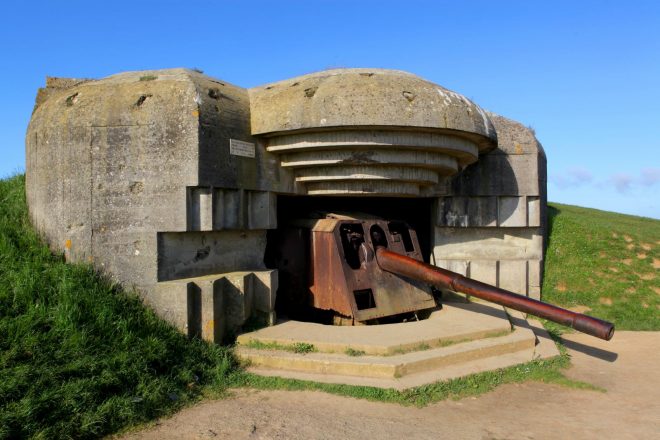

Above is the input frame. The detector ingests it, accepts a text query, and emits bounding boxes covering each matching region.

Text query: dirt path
[121,331,660,439]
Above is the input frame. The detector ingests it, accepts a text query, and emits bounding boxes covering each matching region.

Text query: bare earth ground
[121,331,660,440]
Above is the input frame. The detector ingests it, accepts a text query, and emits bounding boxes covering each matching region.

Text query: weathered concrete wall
[26,67,548,340]
[154,270,277,343]
[27,70,200,289]
[433,114,547,299]
[26,69,281,337]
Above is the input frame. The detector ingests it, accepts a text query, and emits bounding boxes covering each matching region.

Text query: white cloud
[608,173,634,193]
[552,167,660,194]
[550,167,593,189]
[641,167,660,186]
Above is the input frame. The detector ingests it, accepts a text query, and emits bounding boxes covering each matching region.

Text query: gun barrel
[375,247,614,341]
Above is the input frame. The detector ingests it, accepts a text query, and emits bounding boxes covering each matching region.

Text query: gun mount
[269,214,614,340]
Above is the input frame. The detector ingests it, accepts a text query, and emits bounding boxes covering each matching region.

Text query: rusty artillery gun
[267,214,614,341]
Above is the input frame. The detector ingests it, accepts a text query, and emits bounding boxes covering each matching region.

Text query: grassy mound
[543,203,659,330]
[0,175,238,439]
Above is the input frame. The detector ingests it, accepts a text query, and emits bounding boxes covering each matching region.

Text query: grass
[1,174,655,437]
[345,347,366,356]
[138,75,157,81]
[543,203,659,330]
[243,340,317,354]
[0,175,239,439]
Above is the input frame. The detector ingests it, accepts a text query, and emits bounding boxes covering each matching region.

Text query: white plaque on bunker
[229,139,256,158]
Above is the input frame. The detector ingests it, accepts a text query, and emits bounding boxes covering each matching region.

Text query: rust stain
[64,239,72,250]
[192,109,199,117]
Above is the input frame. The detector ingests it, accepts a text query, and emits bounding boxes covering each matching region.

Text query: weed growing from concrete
[243,340,316,354]
[345,348,366,356]
[291,342,316,354]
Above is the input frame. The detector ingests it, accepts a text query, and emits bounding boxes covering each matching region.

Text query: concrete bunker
[26,68,566,385]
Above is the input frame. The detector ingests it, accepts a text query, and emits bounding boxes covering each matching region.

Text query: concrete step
[237,325,536,380]
[236,302,561,389]
[237,302,513,355]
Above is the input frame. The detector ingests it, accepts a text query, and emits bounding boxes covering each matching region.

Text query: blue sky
[1,0,658,218]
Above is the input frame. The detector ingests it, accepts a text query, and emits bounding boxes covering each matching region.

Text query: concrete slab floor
[237,301,513,355]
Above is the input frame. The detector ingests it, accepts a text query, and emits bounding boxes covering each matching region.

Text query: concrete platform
[237,302,512,355]
[236,302,560,389]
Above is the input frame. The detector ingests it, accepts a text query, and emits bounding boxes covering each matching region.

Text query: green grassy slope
[1,174,658,438]
[0,175,237,439]
[543,203,659,330]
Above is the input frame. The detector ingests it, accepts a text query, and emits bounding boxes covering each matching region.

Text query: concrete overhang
[249,68,497,152]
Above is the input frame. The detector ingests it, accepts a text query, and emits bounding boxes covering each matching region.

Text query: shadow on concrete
[449,149,519,225]
[447,300,509,320]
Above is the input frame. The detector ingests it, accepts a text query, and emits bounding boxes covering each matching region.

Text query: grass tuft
[344,347,366,357]
[242,340,316,354]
